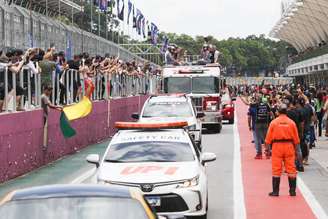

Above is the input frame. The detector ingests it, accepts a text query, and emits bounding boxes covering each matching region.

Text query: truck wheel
[229,118,234,124]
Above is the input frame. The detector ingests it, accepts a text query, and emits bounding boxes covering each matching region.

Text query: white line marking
[233,113,247,219]
[298,176,328,219]
[70,168,96,184]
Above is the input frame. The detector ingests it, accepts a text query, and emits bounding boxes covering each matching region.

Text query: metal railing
[0,65,160,113]
[1,66,42,112]
[224,77,294,86]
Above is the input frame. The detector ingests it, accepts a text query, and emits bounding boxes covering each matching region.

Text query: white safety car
[132,94,204,149]
[86,122,216,219]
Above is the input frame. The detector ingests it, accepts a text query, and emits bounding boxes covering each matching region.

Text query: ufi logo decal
[121,166,179,175]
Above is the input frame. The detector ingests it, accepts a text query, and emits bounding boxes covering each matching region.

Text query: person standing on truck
[254,96,273,159]
[209,45,220,64]
[265,103,300,197]
[164,46,177,65]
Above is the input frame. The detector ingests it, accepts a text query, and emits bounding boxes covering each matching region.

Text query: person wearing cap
[265,103,300,197]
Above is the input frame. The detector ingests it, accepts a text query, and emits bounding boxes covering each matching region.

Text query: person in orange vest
[265,103,300,197]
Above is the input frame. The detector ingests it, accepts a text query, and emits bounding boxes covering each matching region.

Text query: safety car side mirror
[131,113,140,120]
[86,154,100,168]
[201,152,217,165]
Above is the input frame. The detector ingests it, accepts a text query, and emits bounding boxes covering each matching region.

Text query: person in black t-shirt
[285,96,304,172]
[295,91,314,165]
[67,55,81,102]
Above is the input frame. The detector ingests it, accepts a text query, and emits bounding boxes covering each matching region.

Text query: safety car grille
[145,193,189,212]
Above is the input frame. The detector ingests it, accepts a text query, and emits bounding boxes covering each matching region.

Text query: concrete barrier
[0,96,148,183]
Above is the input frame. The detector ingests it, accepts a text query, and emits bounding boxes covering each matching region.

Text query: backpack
[256,103,269,123]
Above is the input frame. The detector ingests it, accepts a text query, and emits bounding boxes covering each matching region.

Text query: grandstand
[270,0,328,86]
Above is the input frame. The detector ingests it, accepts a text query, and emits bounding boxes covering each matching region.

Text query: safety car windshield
[105,141,195,163]
[142,102,193,118]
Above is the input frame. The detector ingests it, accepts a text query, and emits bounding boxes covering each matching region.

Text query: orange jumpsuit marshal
[265,103,300,197]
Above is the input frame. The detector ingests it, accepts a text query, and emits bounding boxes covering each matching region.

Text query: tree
[160,32,291,75]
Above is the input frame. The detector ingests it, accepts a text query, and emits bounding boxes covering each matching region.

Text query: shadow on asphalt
[202,122,234,135]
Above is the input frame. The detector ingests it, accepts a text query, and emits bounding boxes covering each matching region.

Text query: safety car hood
[97,162,199,184]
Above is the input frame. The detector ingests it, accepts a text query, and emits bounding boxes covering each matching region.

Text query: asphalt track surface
[1,99,328,219]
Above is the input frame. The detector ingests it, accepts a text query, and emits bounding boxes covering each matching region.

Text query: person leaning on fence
[6,49,28,111]
[0,50,10,112]
[39,48,56,89]
[79,58,95,98]
[99,57,114,97]
[55,51,69,105]
[67,55,82,102]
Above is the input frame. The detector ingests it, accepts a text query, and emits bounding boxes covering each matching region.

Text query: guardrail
[0,66,160,113]
[225,77,294,86]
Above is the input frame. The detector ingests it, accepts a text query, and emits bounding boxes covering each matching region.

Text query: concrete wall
[0,96,148,183]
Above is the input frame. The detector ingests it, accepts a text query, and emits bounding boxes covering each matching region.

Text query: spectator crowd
[0,46,160,113]
[235,83,328,172]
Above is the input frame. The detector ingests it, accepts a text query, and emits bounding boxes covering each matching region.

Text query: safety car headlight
[177,176,199,188]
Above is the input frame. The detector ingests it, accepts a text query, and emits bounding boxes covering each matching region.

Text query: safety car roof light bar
[115,121,189,130]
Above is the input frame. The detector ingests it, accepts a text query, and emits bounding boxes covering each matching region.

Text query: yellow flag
[63,96,92,121]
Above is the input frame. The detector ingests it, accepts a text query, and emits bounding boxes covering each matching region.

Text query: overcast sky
[134,0,282,40]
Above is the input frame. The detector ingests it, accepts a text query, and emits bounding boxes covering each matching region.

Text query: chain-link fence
[0,3,148,62]
[0,65,160,113]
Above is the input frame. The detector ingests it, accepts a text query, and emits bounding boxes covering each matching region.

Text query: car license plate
[146,196,161,207]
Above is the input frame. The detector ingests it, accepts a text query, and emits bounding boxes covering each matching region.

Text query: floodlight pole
[46,0,48,17]
[58,0,61,16]
[90,1,93,33]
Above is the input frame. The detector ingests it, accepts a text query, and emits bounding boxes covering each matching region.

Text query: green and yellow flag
[60,112,76,138]
[60,96,93,138]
